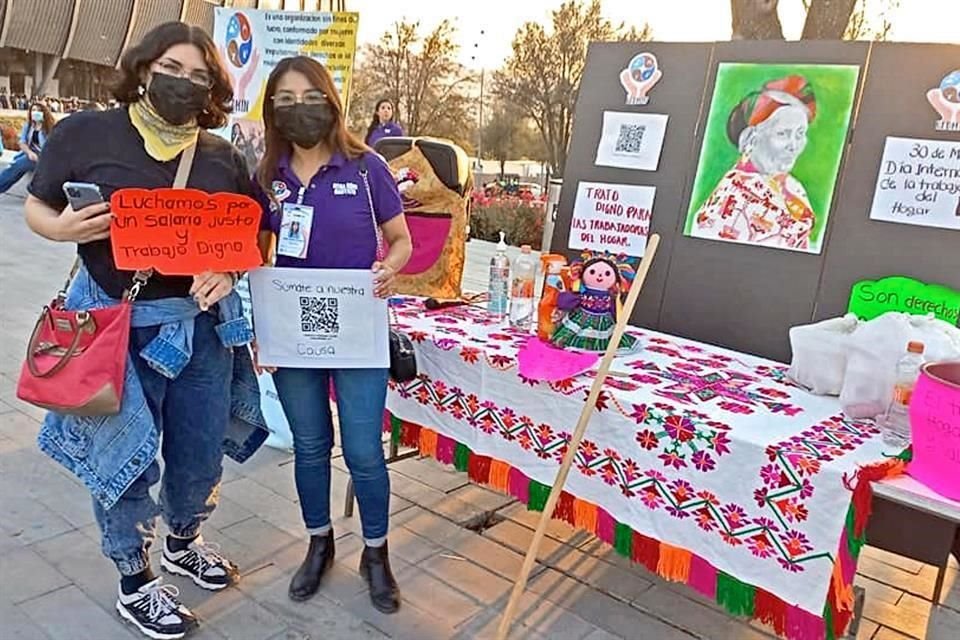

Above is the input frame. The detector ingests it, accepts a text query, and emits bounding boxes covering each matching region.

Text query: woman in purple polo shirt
[253,56,412,613]
[364,98,404,148]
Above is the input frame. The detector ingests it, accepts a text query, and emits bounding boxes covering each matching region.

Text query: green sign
[849,276,960,324]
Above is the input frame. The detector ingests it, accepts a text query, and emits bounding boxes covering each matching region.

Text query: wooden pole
[495,234,661,640]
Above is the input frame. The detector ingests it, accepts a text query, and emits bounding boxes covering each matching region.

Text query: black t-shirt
[28,108,252,300]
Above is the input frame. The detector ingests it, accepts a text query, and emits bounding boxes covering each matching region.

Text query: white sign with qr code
[248,267,389,369]
[595,111,668,171]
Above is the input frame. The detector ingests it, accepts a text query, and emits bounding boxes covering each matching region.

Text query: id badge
[277,203,313,259]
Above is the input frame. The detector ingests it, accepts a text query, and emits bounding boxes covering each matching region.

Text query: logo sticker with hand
[620,52,662,106]
[928,70,960,132]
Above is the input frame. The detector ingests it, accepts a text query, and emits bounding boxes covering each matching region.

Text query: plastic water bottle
[509,245,537,330]
[881,341,925,447]
[488,231,510,317]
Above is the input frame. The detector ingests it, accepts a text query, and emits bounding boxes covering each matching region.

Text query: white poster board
[569,181,655,257]
[249,267,389,369]
[869,136,960,231]
[595,111,668,171]
[235,277,292,450]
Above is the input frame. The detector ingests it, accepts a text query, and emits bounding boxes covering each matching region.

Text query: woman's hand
[26,151,38,163]
[53,202,112,244]
[250,340,276,375]
[372,261,397,298]
[190,271,235,311]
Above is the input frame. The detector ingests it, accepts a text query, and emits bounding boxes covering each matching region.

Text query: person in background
[364,98,403,148]
[0,90,9,110]
[253,56,411,614]
[23,22,266,640]
[0,101,54,195]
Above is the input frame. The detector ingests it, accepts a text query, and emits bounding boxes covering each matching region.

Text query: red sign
[110,188,263,276]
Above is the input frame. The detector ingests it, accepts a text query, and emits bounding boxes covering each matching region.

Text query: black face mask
[274,103,334,149]
[147,73,208,125]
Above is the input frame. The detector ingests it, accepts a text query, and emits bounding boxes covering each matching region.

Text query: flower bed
[470,191,547,249]
[0,115,25,151]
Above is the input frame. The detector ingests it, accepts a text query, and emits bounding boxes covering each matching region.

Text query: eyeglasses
[272,91,328,108]
[153,59,213,88]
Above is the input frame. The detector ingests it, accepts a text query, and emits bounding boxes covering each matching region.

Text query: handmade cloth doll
[550,253,639,354]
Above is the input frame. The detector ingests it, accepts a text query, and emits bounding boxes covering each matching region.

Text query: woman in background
[0,101,54,195]
[365,98,404,148]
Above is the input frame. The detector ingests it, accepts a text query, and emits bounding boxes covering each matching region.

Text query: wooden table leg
[844,586,865,639]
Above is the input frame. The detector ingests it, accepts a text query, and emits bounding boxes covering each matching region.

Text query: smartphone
[62,182,104,210]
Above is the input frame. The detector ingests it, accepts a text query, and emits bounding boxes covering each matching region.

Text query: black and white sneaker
[116,578,195,640]
[161,535,239,591]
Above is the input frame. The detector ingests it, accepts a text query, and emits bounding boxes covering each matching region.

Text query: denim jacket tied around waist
[37,265,268,510]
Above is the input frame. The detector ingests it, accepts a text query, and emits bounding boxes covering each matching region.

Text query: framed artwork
[685,62,860,254]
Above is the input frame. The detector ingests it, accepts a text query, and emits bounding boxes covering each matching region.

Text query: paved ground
[2,189,960,639]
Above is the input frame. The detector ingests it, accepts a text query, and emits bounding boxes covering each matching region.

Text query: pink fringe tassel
[508,467,529,504]
[436,435,455,465]
[687,555,717,599]
[786,605,826,640]
[596,509,615,544]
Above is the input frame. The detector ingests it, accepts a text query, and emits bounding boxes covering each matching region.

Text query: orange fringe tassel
[656,544,692,583]
[488,460,511,492]
[831,557,855,613]
[419,428,438,458]
[573,499,599,533]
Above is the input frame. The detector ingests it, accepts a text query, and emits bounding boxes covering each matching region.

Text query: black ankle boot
[359,541,400,614]
[288,532,335,602]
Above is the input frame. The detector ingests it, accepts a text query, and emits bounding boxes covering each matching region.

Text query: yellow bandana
[129,99,199,162]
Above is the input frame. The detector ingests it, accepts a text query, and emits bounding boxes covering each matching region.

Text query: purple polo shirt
[366,121,404,147]
[255,151,403,269]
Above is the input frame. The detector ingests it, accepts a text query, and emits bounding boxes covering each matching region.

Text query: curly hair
[112,22,233,130]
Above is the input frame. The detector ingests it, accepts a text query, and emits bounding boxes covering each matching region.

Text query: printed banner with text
[569,181,655,257]
[214,8,359,171]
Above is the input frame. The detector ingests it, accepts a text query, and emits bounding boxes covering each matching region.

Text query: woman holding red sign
[22,22,266,640]
[252,56,411,613]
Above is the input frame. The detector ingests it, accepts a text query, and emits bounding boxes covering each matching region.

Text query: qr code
[299,296,340,335]
[615,124,645,154]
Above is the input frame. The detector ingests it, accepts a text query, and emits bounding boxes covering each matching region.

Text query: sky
[348,0,960,69]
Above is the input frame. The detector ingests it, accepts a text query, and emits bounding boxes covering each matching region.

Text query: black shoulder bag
[358,156,418,383]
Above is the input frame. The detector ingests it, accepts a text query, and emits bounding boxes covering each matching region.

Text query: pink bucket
[909,362,960,500]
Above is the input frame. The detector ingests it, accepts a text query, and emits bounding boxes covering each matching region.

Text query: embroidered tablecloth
[384,297,888,638]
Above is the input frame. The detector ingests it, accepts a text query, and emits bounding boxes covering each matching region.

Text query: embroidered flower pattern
[381,318,871,577]
[628,403,732,472]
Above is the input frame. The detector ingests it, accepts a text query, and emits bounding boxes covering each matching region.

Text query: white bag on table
[840,312,960,419]
[788,314,860,396]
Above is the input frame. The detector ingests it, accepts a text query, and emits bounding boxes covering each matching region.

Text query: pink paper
[517,338,599,382]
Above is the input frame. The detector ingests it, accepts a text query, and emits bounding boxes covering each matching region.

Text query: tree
[482,104,547,176]
[494,0,651,176]
[347,20,476,151]
[844,0,901,40]
[482,106,519,177]
[731,0,900,41]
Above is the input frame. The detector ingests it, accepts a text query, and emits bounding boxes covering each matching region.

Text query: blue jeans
[0,153,35,194]
[272,367,390,540]
[93,312,233,576]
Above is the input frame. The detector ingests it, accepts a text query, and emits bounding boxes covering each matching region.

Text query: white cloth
[385,297,889,617]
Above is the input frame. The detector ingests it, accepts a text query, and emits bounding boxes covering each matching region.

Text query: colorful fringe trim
[388,416,878,640]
